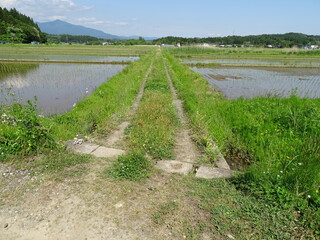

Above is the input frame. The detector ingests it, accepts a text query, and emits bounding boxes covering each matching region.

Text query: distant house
[0,41,6,44]
[161,44,175,47]
[31,41,39,44]
[102,42,109,45]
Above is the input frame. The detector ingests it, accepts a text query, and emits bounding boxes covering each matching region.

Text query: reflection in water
[192,67,320,99]
[0,62,39,81]
[0,63,126,115]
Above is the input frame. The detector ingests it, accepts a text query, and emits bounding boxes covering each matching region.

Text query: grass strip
[169,46,320,57]
[0,44,156,57]
[164,51,320,235]
[127,52,179,159]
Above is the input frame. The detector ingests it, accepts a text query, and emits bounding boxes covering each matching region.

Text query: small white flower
[280,171,283,173]
[307,195,311,198]
[73,103,76,107]
[298,163,302,166]
[277,175,280,177]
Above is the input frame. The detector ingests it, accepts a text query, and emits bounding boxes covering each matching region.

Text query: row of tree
[47,34,102,44]
[153,33,320,48]
[47,34,152,45]
[0,7,46,43]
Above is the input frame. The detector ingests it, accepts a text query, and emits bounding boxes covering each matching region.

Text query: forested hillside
[0,7,46,43]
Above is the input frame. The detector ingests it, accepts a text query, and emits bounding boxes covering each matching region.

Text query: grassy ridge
[127,53,178,159]
[169,46,320,57]
[0,44,156,58]
[164,51,320,233]
[106,52,179,181]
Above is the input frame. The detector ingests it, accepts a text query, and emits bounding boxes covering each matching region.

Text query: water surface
[0,63,126,115]
[192,67,320,99]
[184,58,320,67]
[0,54,139,62]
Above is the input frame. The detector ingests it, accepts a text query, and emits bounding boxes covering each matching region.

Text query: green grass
[152,200,179,224]
[188,177,315,239]
[165,51,320,235]
[105,151,151,181]
[28,151,91,174]
[127,53,179,159]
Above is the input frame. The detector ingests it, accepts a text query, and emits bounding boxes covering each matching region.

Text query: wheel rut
[155,60,233,178]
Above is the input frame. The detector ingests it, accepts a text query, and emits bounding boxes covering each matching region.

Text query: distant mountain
[38,20,156,40]
[38,20,121,39]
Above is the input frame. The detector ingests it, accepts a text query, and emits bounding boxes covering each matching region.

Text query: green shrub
[0,99,57,159]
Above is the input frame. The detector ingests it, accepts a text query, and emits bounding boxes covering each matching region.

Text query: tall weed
[0,98,57,159]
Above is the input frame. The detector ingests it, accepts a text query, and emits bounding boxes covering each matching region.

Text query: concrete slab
[155,160,193,175]
[66,141,100,154]
[91,146,125,158]
[195,166,233,179]
[216,157,230,170]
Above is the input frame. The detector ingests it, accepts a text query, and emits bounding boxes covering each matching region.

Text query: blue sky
[1,0,319,38]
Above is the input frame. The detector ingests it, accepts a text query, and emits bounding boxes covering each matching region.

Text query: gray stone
[66,141,100,154]
[155,160,193,175]
[195,166,233,179]
[91,146,125,158]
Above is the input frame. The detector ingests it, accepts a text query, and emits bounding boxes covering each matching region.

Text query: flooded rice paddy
[0,63,126,115]
[0,54,139,63]
[192,66,320,99]
[183,58,320,67]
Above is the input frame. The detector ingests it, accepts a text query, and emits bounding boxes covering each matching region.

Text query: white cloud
[207,33,222,37]
[114,22,128,26]
[77,17,104,25]
[0,0,17,8]
[76,17,128,27]
[0,0,93,21]
[47,15,67,21]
